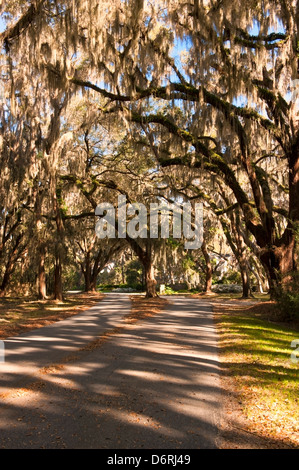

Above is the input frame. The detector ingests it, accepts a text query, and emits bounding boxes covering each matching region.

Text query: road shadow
[0,297,222,448]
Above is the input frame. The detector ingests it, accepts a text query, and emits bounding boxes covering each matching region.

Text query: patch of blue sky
[248,15,285,35]
[0,16,6,33]
[164,35,191,85]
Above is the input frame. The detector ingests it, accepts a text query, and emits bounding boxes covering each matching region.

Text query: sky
[0,8,293,106]
[0,16,5,33]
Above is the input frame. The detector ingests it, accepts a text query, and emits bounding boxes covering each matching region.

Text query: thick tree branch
[1,2,44,47]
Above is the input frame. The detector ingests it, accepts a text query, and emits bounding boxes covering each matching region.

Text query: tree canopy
[0,0,298,298]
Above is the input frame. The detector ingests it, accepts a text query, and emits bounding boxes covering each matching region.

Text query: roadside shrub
[214,270,241,285]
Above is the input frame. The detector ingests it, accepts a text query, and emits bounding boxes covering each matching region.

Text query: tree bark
[0,233,25,296]
[54,251,63,301]
[89,275,98,292]
[239,258,251,298]
[35,187,47,300]
[234,213,252,298]
[125,236,158,297]
[260,239,296,298]
[201,240,212,293]
[83,252,92,292]
[38,246,47,299]
[83,267,97,292]
[218,212,252,298]
[53,185,65,301]
[143,259,157,298]
[248,255,268,293]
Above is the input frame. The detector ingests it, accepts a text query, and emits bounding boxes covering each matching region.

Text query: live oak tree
[58,98,168,297]
[70,226,124,292]
[1,0,298,297]
[0,19,70,298]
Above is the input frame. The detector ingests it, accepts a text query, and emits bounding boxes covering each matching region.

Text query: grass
[162,286,198,295]
[214,300,299,448]
[193,292,271,301]
[0,292,104,339]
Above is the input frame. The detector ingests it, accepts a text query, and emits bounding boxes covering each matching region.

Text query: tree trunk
[38,246,47,299]
[0,262,14,296]
[121,262,125,285]
[227,210,252,298]
[83,270,98,292]
[247,255,269,294]
[201,240,212,293]
[83,252,92,292]
[245,142,298,298]
[261,239,296,299]
[89,276,97,292]
[35,186,47,300]
[53,183,65,301]
[239,258,251,298]
[83,270,91,292]
[54,252,63,301]
[0,233,24,296]
[83,254,101,292]
[144,259,157,298]
[126,238,157,297]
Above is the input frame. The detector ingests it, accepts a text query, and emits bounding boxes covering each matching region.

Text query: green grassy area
[215,301,299,447]
[162,286,198,295]
[98,284,117,292]
[190,292,271,302]
[97,284,144,292]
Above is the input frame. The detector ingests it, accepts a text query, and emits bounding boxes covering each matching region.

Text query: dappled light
[214,301,299,447]
[0,0,298,451]
[0,295,222,449]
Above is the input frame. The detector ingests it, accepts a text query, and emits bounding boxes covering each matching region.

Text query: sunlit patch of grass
[192,292,271,301]
[214,302,299,448]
